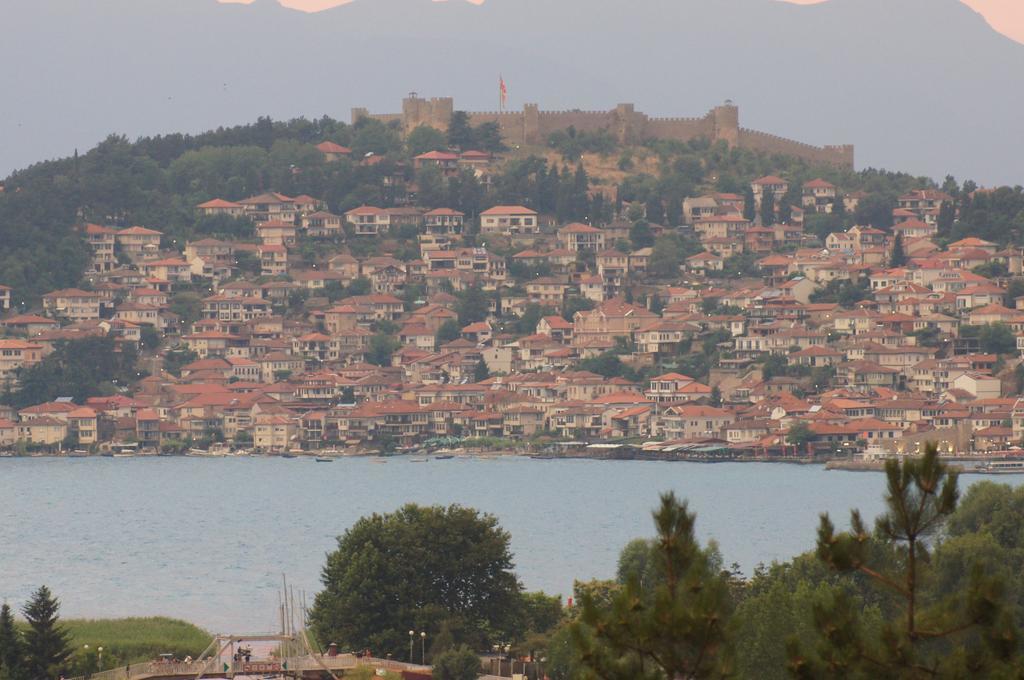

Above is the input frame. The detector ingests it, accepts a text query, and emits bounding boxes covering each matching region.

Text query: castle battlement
[354,96,854,169]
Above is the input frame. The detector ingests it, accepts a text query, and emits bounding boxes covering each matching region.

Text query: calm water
[2,456,1011,631]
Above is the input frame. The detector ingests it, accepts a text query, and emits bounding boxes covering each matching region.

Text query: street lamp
[408,630,414,662]
[420,631,426,665]
[98,647,103,670]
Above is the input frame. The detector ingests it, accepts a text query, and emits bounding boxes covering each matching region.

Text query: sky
[222,0,1024,44]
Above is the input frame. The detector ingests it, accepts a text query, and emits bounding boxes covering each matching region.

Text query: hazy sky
[222,0,1024,43]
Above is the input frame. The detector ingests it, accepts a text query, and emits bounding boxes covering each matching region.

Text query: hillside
[3,0,1023,184]
[0,111,937,302]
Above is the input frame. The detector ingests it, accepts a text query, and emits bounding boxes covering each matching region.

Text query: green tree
[431,645,480,680]
[789,444,1022,678]
[406,125,448,156]
[0,603,23,680]
[709,385,722,407]
[447,112,475,150]
[760,188,775,226]
[366,334,399,366]
[436,319,462,345]
[309,504,523,656]
[890,232,907,267]
[455,285,489,326]
[5,337,138,408]
[979,322,1016,355]
[571,493,734,679]
[743,186,756,222]
[630,220,654,249]
[473,359,490,382]
[169,292,203,329]
[22,587,72,680]
[562,296,595,322]
[786,421,814,450]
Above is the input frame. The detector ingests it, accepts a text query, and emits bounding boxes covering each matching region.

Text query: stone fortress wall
[352,96,854,169]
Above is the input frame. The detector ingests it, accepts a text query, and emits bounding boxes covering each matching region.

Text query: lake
[1,456,1011,632]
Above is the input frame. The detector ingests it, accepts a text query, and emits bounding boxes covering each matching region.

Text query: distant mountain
[3,0,1022,184]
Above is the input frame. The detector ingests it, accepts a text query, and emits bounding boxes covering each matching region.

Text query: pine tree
[778,200,792,225]
[788,444,1023,678]
[890,232,907,267]
[0,603,24,680]
[743,186,756,222]
[571,493,734,679]
[473,359,490,383]
[832,193,846,218]
[21,587,72,680]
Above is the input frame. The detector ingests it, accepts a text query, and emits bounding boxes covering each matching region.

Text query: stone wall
[353,97,854,169]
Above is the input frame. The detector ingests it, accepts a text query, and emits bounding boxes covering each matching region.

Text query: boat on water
[281,453,297,459]
[974,460,1024,474]
[434,455,455,460]
[410,457,430,463]
[315,457,334,462]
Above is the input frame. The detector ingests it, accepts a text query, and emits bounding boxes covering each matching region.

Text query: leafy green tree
[455,285,489,326]
[169,292,203,329]
[978,322,1016,355]
[22,587,72,680]
[162,348,198,378]
[562,296,595,322]
[366,334,399,366]
[406,125,448,156]
[309,504,523,656]
[0,603,24,680]
[789,444,1022,678]
[853,193,896,229]
[709,385,722,407]
[648,233,699,279]
[431,645,480,680]
[577,352,627,379]
[571,493,734,679]
[436,319,462,345]
[629,220,654,249]
[5,337,138,408]
[786,422,814,450]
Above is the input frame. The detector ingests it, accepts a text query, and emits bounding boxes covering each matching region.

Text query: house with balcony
[84,224,119,271]
[345,206,390,236]
[302,211,343,237]
[115,226,163,260]
[239,192,299,224]
[42,289,102,321]
[479,205,538,236]
[423,208,465,235]
[801,179,837,213]
[559,223,605,252]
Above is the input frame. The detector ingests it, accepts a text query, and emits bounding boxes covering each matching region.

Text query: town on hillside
[0,110,1022,460]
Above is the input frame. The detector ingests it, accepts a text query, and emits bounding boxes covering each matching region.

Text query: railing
[71,654,431,680]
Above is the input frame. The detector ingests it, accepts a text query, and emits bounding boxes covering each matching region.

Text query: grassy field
[63,617,210,669]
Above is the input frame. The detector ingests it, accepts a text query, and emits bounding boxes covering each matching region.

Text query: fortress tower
[400,94,453,135]
[711,101,740,148]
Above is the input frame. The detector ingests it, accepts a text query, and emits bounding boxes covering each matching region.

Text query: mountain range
[3,0,1022,184]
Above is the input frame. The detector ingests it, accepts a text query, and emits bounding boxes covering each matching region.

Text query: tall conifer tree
[21,587,72,680]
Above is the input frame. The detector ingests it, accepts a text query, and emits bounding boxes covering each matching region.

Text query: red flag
[499,76,508,108]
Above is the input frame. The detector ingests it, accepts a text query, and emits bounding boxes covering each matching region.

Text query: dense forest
[1,112,1022,303]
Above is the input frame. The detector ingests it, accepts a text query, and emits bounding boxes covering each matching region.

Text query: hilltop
[3,0,1024,183]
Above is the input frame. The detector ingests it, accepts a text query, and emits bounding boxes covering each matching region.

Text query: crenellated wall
[353,97,854,169]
